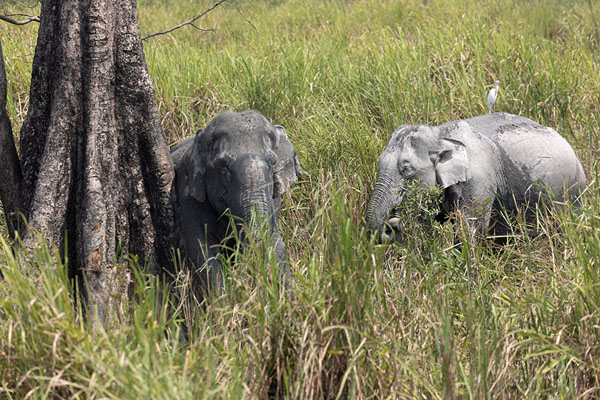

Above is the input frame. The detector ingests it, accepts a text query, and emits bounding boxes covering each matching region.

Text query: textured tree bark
[0,42,23,239]
[18,0,177,324]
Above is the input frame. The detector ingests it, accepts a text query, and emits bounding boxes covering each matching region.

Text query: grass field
[2,0,600,398]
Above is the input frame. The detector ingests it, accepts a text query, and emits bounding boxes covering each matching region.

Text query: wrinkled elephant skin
[171,110,302,303]
[366,112,586,242]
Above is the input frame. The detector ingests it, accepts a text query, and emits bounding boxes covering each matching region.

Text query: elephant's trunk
[237,186,275,239]
[366,171,405,242]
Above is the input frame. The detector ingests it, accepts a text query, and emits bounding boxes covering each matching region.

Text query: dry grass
[1,0,600,398]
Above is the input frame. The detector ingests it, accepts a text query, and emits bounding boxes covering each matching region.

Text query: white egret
[487,80,500,112]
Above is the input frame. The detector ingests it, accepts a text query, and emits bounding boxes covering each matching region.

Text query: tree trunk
[0,42,23,239]
[17,0,177,324]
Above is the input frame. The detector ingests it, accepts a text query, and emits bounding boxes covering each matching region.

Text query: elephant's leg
[178,194,225,304]
[436,184,463,223]
[442,184,493,242]
[273,231,292,290]
[270,198,293,296]
[183,226,225,306]
[457,194,495,245]
[192,258,223,306]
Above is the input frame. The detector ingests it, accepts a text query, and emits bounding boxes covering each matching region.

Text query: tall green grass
[1,0,600,397]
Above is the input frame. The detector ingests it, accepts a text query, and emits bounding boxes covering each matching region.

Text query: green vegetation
[2,0,600,397]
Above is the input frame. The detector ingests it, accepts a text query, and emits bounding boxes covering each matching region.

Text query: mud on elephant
[171,110,302,303]
[366,112,586,242]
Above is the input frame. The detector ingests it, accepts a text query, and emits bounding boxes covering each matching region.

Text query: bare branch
[142,0,226,41]
[0,14,39,25]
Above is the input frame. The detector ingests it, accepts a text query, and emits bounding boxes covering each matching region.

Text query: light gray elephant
[171,110,302,302]
[366,112,586,242]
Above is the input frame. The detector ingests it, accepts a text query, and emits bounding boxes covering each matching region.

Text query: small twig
[142,0,227,41]
[190,23,215,33]
[6,12,36,18]
[223,0,257,33]
[0,14,39,25]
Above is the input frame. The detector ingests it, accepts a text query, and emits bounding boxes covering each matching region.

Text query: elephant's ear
[189,129,207,203]
[434,138,471,188]
[273,125,302,197]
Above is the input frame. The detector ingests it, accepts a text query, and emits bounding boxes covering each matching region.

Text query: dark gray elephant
[366,112,586,242]
[171,110,302,302]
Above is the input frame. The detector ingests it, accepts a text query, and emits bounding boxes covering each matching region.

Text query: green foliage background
[1,0,600,398]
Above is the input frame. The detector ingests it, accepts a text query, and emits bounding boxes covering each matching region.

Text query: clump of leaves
[395,181,445,240]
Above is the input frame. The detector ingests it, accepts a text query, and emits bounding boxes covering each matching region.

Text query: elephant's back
[459,113,542,139]
[170,136,194,170]
[463,113,586,201]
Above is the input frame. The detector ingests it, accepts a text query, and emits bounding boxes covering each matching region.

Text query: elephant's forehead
[205,134,273,162]
[206,110,272,133]
[386,126,436,152]
[203,112,276,152]
[211,129,271,146]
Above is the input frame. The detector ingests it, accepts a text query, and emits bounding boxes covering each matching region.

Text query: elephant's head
[186,110,301,238]
[366,124,471,242]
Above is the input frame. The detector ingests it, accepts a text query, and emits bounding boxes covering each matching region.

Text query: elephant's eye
[265,150,277,167]
[399,162,416,177]
[221,166,231,181]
